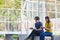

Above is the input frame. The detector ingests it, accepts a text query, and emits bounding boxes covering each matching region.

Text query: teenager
[44,16,53,40]
[25,16,44,40]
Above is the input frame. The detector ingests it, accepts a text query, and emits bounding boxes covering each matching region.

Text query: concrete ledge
[19,34,60,40]
[54,35,60,40]
[19,34,28,40]
[34,36,40,40]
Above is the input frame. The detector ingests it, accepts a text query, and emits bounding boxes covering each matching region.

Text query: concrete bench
[34,36,52,40]
[19,34,54,40]
[34,36,40,40]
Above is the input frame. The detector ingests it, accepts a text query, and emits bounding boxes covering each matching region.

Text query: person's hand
[43,27,45,29]
[30,27,33,29]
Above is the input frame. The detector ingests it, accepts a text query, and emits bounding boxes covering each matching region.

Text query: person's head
[34,16,40,23]
[45,16,50,23]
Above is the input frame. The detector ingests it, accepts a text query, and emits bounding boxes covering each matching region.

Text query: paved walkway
[0,38,4,40]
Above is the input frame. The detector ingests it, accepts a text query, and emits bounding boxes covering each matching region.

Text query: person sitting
[25,16,44,40]
[44,16,53,40]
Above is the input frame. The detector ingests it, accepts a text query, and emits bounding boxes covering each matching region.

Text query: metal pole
[55,0,57,35]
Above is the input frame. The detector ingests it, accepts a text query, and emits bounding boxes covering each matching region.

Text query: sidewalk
[0,38,4,40]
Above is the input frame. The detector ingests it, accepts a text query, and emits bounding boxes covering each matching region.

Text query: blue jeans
[44,32,53,40]
[40,32,45,40]
[45,32,52,36]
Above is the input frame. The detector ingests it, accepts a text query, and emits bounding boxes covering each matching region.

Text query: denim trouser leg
[27,30,45,40]
[40,32,45,40]
[40,32,52,40]
[45,32,53,40]
[45,32,52,36]
[27,30,40,40]
[31,34,34,40]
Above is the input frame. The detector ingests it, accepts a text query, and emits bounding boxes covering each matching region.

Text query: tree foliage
[0,0,4,8]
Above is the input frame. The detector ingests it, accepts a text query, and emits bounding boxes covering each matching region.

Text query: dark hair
[34,16,40,20]
[45,16,50,23]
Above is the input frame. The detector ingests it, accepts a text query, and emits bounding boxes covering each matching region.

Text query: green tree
[0,0,4,8]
